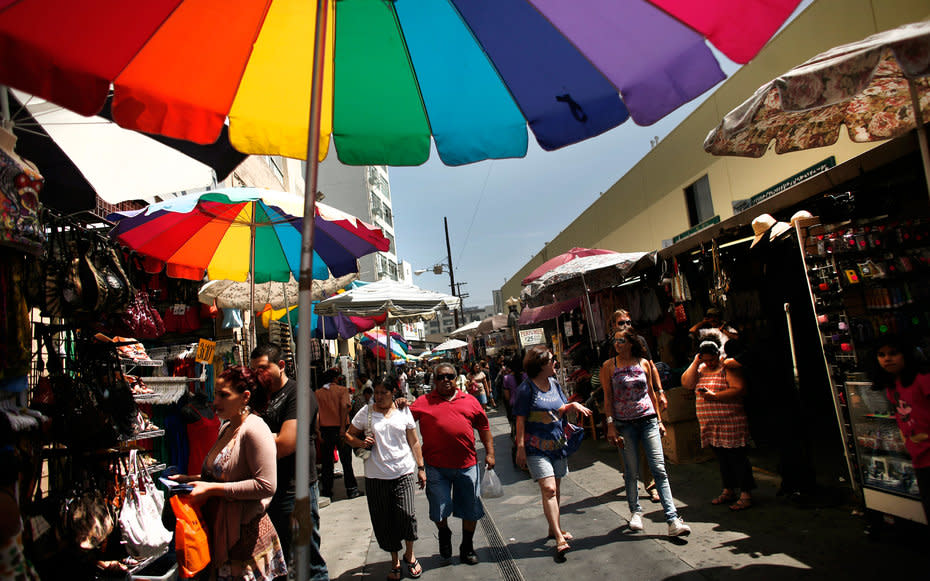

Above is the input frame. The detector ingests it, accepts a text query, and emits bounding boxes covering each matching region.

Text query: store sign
[519,328,545,347]
[195,339,216,364]
[672,215,720,243]
[732,156,836,214]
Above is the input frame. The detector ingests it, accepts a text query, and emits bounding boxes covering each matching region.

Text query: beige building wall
[501,0,930,302]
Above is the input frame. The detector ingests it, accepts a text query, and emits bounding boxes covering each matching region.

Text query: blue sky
[388,1,812,311]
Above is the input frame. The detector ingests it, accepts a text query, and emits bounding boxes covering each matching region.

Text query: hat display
[790,210,814,226]
[750,213,776,248]
[769,221,791,240]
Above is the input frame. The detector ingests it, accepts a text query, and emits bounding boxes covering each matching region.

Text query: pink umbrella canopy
[522,247,618,285]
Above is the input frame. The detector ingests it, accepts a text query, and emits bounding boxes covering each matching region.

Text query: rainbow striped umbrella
[109,187,390,282]
[0,0,800,167]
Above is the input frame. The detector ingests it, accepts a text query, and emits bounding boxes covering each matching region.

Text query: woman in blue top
[514,345,591,562]
[600,328,692,538]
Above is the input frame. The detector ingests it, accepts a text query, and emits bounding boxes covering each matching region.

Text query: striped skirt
[366,474,418,553]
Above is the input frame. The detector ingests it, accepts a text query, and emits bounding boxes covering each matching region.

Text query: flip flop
[555,541,571,563]
[405,558,422,579]
[711,492,737,505]
[387,565,402,581]
[547,531,574,541]
[729,498,753,511]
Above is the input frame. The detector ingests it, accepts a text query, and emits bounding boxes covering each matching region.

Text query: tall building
[315,160,401,283]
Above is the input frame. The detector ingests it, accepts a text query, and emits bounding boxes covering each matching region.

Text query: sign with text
[195,339,216,364]
[732,156,836,214]
[519,328,545,347]
[672,215,720,244]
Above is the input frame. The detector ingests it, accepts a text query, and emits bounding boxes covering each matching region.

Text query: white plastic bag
[480,468,504,499]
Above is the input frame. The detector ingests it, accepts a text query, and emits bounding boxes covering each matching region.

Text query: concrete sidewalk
[318,410,924,580]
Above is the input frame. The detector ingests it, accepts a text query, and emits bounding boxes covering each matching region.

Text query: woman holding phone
[681,338,754,511]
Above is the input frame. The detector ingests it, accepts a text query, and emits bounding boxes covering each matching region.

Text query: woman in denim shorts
[514,346,591,562]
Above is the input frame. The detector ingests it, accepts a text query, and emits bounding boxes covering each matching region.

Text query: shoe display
[667,517,692,537]
[346,488,364,499]
[459,545,479,565]
[629,512,644,531]
[438,527,452,560]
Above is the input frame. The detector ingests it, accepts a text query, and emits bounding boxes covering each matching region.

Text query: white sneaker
[629,512,644,531]
[668,517,691,537]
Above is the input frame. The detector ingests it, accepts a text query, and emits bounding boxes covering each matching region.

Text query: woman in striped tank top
[682,339,754,511]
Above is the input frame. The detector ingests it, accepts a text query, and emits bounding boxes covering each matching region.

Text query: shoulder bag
[119,450,173,558]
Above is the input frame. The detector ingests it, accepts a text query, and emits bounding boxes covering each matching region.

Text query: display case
[798,215,929,524]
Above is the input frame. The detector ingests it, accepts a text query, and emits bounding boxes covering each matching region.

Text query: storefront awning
[518,297,581,325]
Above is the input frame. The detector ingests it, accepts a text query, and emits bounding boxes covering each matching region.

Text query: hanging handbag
[561,421,584,457]
[119,450,173,559]
[353,406,373,460]
[170,495,211,578]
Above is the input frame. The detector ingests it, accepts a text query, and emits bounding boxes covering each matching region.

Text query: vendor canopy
[521,251,657,306]
[314,279,460,320]
[518,297,582,325]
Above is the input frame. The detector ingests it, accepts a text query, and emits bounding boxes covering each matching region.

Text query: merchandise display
[801,215,929,523]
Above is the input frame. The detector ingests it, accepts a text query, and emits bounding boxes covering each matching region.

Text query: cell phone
[697,387,708,393]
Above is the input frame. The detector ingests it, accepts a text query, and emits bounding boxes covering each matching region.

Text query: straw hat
[769,221,791,240]
[790,210,814,226]
[750,213,776,248]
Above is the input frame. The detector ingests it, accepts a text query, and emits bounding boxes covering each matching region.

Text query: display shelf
[120,358,163,368]
[132,393,158,402]
[140,376,191,384]
[120,429,164,442]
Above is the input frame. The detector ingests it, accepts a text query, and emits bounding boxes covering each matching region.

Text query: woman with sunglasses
[612,310,666,503]
[514,345,592,562]
[601,329,691,537]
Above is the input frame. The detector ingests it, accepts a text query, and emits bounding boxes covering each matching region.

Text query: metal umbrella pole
[294,1,330,578]
[580,273,597,349]
[784,302,800,392]
[907,79,930,202]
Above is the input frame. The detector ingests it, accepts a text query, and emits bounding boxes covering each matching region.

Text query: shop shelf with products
[798,216,928,525]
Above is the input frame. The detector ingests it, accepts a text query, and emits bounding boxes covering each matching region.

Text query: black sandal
[387,565,402,581]
[405,558,422,578]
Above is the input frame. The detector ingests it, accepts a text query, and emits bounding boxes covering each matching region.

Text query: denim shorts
[526,454,568,481]
[425,464,484,522]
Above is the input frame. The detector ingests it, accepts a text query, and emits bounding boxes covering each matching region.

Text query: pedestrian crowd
[150,309,930,581]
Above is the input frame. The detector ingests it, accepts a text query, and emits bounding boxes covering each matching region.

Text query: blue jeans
[309,482,329,581]
[616,416,679,522]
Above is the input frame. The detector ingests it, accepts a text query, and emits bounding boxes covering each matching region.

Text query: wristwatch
[417,465,425,471]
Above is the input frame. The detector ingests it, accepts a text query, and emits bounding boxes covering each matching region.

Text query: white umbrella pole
[295,1,330,578]
[907,79,930,202]
[249,219,256,355]
[580,273,597,349]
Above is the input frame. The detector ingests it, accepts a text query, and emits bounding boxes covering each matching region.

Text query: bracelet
[417,465,425,471]
[605,416,614,424]
[657,389,664,394]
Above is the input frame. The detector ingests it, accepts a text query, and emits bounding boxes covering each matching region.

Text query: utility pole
[444,217,460,328]
[454,282,468,323]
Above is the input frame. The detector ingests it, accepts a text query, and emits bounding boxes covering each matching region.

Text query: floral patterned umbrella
[704,21,930,197]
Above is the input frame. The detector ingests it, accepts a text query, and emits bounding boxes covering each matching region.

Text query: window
[684,175,713,226]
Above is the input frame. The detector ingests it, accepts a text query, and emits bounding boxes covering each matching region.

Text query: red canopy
[522,247,617,285]
[518,297,582,325]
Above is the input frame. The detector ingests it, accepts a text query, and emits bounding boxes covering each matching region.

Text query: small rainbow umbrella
[109,187,390,283]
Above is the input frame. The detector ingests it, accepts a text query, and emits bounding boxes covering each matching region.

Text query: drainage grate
[479,501,525,581]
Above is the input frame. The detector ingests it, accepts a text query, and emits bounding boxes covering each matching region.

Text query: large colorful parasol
[0,0,800,167]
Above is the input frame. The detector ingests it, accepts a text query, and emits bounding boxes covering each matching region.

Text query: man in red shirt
[410,362,495,565]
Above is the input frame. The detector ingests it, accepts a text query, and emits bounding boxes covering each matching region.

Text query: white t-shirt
[351,405,417,480]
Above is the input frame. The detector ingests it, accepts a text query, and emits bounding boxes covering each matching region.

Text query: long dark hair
[615,328,648,360]
[871,334,925,391]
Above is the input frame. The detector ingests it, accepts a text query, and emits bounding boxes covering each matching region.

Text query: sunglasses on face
[616,320,632,327]
[435,373,456,382]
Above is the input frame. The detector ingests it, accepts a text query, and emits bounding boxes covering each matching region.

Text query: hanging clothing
[186,406,221,476]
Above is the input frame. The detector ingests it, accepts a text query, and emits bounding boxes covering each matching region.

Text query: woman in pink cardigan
[172,366,286,580]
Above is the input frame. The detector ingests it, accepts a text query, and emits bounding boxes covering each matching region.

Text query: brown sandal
[711,492,737,505]
[729,497,753,511]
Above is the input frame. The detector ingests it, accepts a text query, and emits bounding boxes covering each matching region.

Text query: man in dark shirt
[251,345,328,581]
